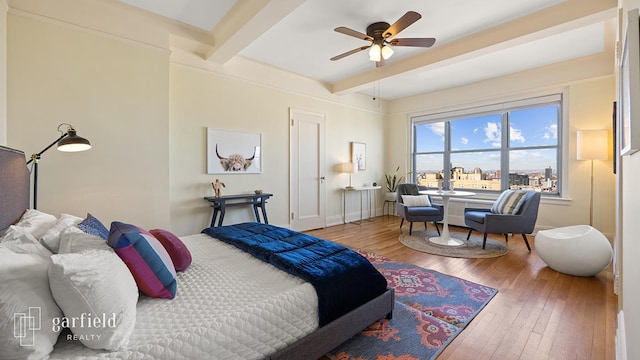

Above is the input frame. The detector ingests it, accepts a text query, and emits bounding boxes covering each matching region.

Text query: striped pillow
[401,195,431,207]
[491,190,528,215]
[108,222,177,299]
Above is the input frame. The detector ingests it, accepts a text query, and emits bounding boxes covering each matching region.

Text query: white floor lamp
[576,130,608,226]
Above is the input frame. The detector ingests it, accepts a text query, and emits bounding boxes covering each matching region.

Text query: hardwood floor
[306,216,617,360]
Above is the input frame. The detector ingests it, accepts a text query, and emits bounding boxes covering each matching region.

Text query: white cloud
[510,126,525,143]
[484,122,501,147]
[543,124,558,140]
[461,137,469,145]
[430,122,445,136]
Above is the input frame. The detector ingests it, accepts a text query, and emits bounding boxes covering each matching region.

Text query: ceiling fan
[330,11,436,67]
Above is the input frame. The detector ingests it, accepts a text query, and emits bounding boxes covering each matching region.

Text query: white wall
[7,13,171,229]
[0,0,7,145]
[168,60,385,236]
[616,2,639,358]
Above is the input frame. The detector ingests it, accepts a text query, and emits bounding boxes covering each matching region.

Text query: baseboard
[617,311,627,360]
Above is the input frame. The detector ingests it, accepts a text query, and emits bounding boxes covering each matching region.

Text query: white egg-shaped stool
[535,225,612,276]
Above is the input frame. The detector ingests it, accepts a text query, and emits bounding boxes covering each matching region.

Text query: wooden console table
[204,193,273,227]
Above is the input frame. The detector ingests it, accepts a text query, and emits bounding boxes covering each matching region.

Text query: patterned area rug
[327,251,498,360]
[399,230,508,259]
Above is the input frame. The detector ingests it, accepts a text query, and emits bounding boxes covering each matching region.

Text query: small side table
[420,190,476,246]
[383,200,396,217]
[204,193,273,227]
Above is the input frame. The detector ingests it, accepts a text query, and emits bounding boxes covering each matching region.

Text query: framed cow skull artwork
[207,128,261,174]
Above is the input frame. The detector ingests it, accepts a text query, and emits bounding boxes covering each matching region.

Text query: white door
[290,108,326,231]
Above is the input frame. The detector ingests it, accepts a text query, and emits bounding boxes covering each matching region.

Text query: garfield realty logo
[14,307,41,346]
[14,309,117,345]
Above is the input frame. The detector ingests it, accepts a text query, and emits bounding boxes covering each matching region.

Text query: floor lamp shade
[576,129,607,227]
[577,130,608,160]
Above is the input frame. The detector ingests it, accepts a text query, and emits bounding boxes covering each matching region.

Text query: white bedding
[50,233,319,359]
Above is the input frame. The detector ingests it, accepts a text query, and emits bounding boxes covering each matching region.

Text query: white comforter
[50,233,319,359]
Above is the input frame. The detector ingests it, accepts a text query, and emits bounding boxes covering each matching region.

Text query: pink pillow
[149,229,192,272]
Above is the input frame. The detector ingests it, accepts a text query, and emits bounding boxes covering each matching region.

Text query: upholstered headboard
[0,146,30,230]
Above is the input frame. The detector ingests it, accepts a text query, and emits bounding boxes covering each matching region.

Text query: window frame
[410,93,565,197]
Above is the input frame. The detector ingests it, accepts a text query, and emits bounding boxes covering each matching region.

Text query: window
[412,94,561,195]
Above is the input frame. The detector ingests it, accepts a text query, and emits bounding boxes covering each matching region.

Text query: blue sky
[415,105,558,172]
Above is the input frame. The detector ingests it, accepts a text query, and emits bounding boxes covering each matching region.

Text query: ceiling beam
[330,0,618,96]
[205,0,305,64]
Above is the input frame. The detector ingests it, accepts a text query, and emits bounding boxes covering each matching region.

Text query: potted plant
[384,166,405,201]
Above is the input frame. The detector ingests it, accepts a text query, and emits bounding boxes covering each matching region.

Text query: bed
[0,145,394,360]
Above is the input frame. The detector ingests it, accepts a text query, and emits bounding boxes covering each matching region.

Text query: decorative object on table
[350,141,366,171]
[396,183,443,236]
[337,162,357,189]
[535,225,613,276]
[211,179,225,198]
[464,190,540,251]
[384,165,404,201]
[398,230,508,259]
[437,179,444,193]
[25,123,91,209]
[328,250,497,359]
[207,128,261,174]
[449,180,456,193]
[254,189,263,194]
[576,130,608,226]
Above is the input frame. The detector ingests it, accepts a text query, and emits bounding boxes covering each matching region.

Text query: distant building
[416,166,553,193]
[509,173,530,188]
[545,166,552,180]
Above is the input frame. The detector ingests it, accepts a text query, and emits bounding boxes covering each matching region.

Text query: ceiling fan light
[369,44,381,62]
[381,45,394,60]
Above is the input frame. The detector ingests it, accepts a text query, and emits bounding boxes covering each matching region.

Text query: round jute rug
[399,230,508,259]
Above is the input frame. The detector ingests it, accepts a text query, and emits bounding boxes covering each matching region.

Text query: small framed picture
[351,142,366,171]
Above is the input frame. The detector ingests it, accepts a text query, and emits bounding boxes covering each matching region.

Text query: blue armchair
[396,183,444,236]
[464,190,541,251]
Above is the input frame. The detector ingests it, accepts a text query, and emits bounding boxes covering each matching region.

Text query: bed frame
[0,145,394,360]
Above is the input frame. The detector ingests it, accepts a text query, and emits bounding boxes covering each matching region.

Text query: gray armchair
[464,190,541,251]
[396,183,444,235]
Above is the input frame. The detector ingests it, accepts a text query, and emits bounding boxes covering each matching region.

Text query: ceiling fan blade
[383,11,421,39]
[334,26,373,41]
[389,37,436,47]
[330,46,370,61]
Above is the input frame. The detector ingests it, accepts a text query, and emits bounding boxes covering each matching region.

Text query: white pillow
[0,225,54,257]
[13,209,57,240]
[401,194,432,207]
[39,214,83,253]
[48,250,138,351]
[58,226,113,254]
[0,248,63,359]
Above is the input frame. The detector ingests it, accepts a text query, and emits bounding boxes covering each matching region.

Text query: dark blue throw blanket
[202,222,388,326]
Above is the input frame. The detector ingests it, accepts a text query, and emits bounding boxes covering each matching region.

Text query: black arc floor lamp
[25,123,91,209]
